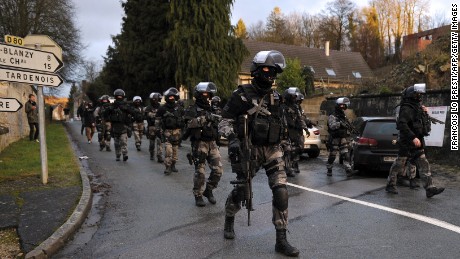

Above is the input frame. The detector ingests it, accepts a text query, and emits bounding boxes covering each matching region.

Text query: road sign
[24,35,63,61]
[0,67,63,87]
[0,97,23,112]
[0,43,63,73]
[4,35,24,46]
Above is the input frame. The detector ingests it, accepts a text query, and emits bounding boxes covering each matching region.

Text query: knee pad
[272,185,288,211]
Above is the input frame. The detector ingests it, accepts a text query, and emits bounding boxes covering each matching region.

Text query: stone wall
[0,82,35,152]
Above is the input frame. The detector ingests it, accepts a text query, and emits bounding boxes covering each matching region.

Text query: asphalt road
[56,121,460,259]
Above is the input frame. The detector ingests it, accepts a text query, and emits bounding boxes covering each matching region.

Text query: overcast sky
[73,0,452,65]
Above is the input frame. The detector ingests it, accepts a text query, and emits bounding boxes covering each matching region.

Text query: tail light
[357,137,378,146]
[313,130,320,135]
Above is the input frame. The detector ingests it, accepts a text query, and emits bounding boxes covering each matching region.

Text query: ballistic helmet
[404,83,426,101]
[283,87,301,103]
[336,97,351,110]
[194,82,217,99]
[113,89,125,99]
[149,92,162,100]
[133,96,142,102]
[250,50,286,92]
[211,96,221,105]
[163,87,180,103]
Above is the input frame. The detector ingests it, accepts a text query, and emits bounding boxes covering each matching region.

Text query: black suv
[350,117,399,174]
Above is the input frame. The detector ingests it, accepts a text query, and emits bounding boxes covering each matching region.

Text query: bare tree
[248,21,266,40]
[302,14,323,48]
[321,0,357,51]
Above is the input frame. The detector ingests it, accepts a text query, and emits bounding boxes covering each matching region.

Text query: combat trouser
[164,128,181,167]
[148,126,163,159]
[388,147,434,189]
[133,121,144,149]
[225,144,289,230]
[192,140,223,197]
[326,137,351,172]
[114,133,128,158]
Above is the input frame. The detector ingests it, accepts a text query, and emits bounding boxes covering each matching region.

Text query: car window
[362,121,398,137]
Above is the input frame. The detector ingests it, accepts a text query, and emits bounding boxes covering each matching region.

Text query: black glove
[228,134,241,157]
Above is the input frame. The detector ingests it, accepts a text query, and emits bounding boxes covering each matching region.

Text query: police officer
[155,87,184,175]
[386,83,444,198]
[183,82,223,207]
[144,92,163,162]
[82,102,96,144]
[326,97,353,177]
[94,95,112,151]
[103,89,135,161]
[219,50,299,257]
[282,87,309,176]
[131,96,145,151]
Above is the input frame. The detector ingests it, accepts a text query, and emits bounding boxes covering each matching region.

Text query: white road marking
[287,182,460,234]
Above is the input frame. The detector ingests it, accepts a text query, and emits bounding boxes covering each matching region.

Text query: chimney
[325,41,330,56]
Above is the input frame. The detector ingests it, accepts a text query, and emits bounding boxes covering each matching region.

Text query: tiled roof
[241,40,374,80]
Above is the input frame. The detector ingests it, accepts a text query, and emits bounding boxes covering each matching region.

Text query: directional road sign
[0,97,23,112]
[0,67,63,87]
[0,43,63,73]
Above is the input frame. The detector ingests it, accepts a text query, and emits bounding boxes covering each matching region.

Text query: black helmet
[404,83,426,101]
[211,96,221,105]
[114,89,125,100]
[194,82,217,99]
[149,92,162,100]
[336,97,350,110]
[283,87,301,103]
[163,87,180,103]
[250,50,286,92]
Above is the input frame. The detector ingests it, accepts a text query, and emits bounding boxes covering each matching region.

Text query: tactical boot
[426,187,445,198]
[286,171,295,177]
[171,162,178,173]
[157,156,164,163]
[150,152,154,161]
[123,155,128,161]
[106,146,111,152]
[327,169,332,176]
[136,144,141,151]
[385,184,398,194]
[409,179,420,189]
[275,229,300,257]
[164,166,172,175]
[116,155,121,161]
[224,216,235,239]
[195,196,206,207]
[99,144,105,151]
[203,188,216,204]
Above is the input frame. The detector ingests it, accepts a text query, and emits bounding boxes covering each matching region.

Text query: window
[352,71,362,78]
[325,68,336,76]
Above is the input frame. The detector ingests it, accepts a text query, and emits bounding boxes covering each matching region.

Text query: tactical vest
[145,105,160,126]
[328,111,348,138]
[237,85,283,145]
[186,105,218,141]
[396,102,431,136]
[162,106,184,129]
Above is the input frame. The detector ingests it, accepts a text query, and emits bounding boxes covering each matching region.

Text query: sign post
[0,97,23,112]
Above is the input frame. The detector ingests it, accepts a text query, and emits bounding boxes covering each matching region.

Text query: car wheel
[307,148,320,158]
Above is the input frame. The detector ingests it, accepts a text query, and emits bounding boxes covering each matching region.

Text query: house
[401,25,450,59]
[239,39,374,87]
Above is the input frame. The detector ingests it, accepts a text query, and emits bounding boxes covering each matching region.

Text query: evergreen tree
[101,0,174,100]
[276,58,304,93]
[168,0,248,98]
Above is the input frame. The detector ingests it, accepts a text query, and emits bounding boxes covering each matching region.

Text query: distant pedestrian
[25,94,39,142]
[131,96,145,151]
[77,101,86,135]
[83,102,96,144]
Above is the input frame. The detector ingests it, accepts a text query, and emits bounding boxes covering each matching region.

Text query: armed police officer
[326,97,354,177]
[218,50,299,257]
[183,82,223,207]
[103,89,136,161]
[155,87,185,175]
[144,92,164,162]
[94,95,112,151]
[386,83,444,198]
[211,96,222,115]
[131,96,145,151]
[282,87,310,176]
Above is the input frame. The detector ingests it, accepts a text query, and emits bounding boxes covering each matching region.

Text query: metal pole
[34,42,49,184]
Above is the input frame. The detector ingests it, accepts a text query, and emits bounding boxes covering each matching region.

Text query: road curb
[25,125,93,259]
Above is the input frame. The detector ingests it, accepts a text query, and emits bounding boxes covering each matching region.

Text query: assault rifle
[340,118,359,135]
[426,114,445,125]
[229,115,254,226]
